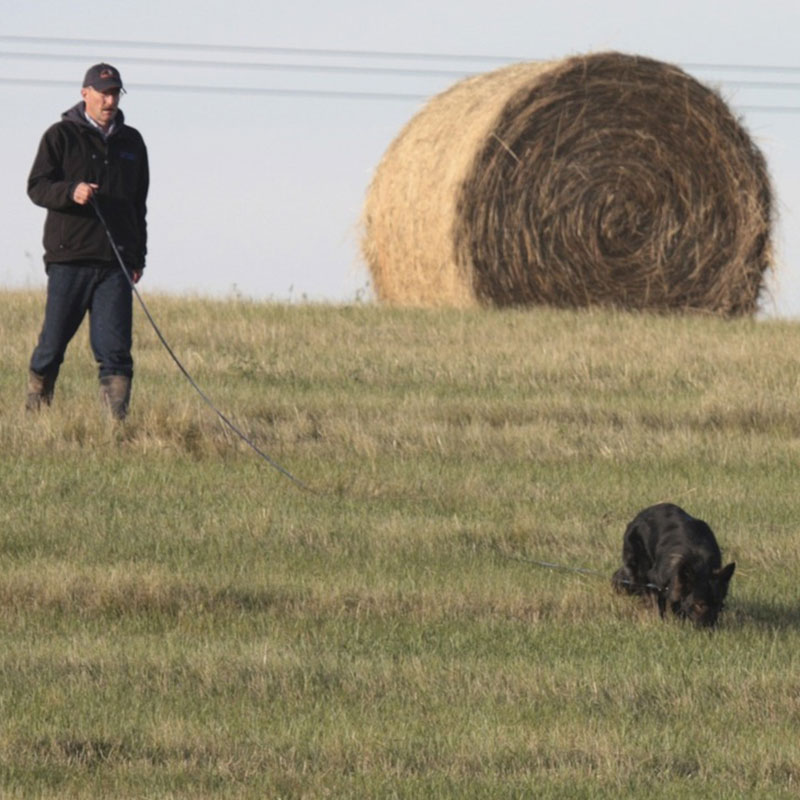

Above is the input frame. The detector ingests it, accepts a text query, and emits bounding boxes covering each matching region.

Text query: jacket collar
[62,101,126,137]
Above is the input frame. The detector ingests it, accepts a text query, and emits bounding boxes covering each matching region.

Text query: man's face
[81,86,120,128]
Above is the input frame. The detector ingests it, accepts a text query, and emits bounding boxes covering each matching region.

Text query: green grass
[2,290,800,797]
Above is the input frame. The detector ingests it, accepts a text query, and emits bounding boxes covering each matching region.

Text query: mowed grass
[2,289,800,798]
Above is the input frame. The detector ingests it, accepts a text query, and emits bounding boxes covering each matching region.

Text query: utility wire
[3,33,800,74]
[0,34,524,64]
[0,76,429,102]
[0,50,476,79]
[5,50,800,91]
[4,36,800,111]
[2,76,800,112]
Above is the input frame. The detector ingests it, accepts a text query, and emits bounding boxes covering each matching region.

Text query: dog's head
[669,559,736,627]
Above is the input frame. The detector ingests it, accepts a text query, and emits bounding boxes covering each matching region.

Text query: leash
[90,196,315,493]
[493,545,662,592]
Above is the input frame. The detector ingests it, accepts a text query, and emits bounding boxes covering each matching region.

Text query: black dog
[612,503,735,627]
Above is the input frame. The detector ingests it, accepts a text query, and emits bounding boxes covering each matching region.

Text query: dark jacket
[27,102,149,270]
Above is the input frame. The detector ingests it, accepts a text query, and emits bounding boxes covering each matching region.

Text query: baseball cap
[83,63,124,92]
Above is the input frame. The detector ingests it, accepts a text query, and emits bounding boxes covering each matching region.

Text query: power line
[3,76,800,112]
[0,34,521,65]
[684,62,800,75]
[4,33,800,75]
[5,50,800,91]
[737,105,800,114]
[723,80,800,91]
[0,76,429,102]
[0,50,476,80]
[3,38,800,113]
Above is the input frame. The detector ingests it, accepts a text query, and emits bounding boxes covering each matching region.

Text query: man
[26,63,149,420]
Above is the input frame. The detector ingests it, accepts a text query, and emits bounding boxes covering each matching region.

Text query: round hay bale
[361,52,773,315]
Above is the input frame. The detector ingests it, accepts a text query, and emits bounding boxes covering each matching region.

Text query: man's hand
[73,182,99,205]
[132,270,143,284]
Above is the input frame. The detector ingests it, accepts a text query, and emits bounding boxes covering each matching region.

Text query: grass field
[2,289,800,798]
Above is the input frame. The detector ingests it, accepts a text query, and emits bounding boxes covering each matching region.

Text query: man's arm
[27,125,79,211]
[134,139,149,274]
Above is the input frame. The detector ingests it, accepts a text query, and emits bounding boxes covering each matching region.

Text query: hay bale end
[361,52,773,315]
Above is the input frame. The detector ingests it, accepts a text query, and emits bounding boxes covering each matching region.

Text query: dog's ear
[715,562,736,587]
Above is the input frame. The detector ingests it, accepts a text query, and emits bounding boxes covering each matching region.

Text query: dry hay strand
[361,52,773,315]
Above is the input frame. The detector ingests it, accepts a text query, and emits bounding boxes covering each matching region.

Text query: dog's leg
[618,523,652,596]
[611,566,634,594]
[657,591,667,619]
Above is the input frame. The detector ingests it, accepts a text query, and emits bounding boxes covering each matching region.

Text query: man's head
[81,63,124,129]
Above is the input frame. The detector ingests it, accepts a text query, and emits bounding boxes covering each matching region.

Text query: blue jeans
[29,262,134,381]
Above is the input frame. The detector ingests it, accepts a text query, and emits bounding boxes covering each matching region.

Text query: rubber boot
[25,369,56,411]
[99,374,131,421]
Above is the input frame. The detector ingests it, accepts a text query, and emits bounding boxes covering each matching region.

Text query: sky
[3,0,800,317]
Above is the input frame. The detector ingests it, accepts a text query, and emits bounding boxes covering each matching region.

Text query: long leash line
[91,198,315,493]
[492,545,662,592]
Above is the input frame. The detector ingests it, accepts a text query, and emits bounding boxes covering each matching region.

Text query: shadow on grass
[728,600,800,633]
